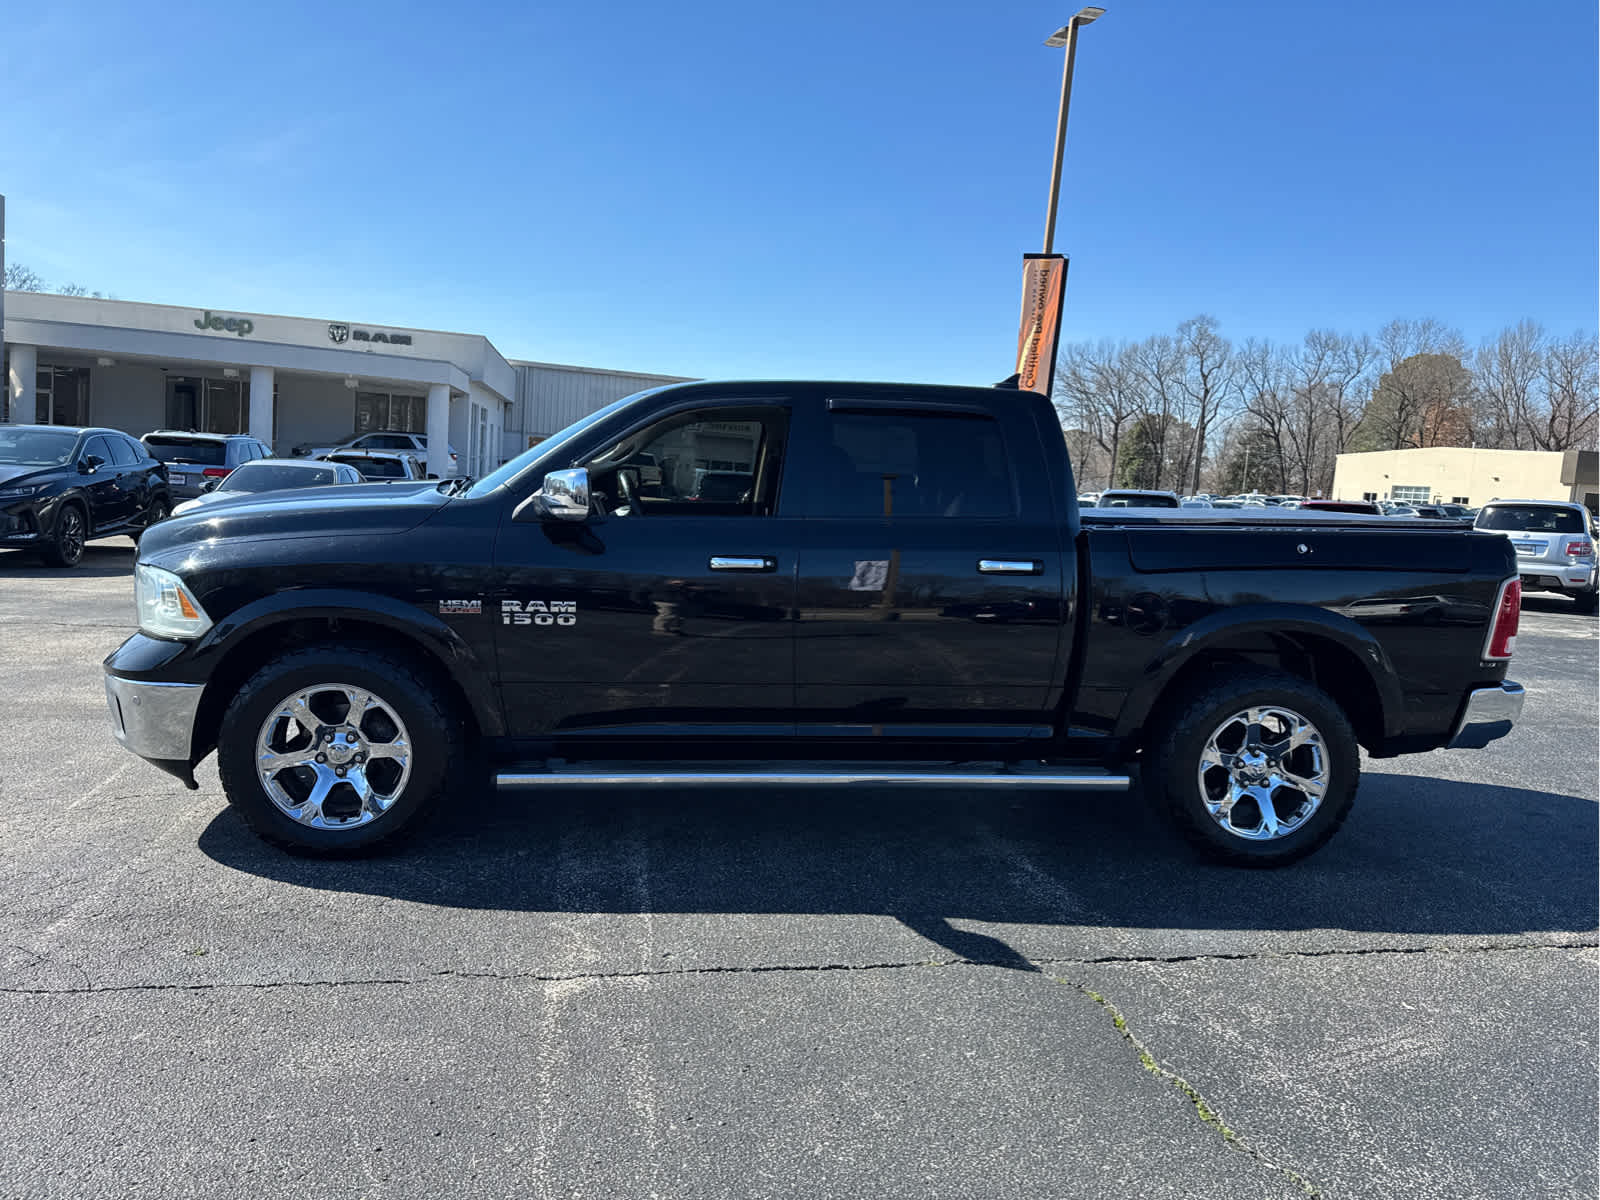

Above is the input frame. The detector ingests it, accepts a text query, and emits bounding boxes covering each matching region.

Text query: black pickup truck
[104,380,1525,865]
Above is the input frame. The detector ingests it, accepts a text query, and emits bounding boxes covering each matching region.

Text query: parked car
[1,425,171,566]
[1300,500,1382,515]
[1381,503,1419,517]
[141,431,273,501]
[1092,489,1181,508]
[171,459,366,516]
[319,450,428,481]
[1179,498,1214,509]
[107,378,1523,867]
[1474,499,1597,612]
[295,431,457,475]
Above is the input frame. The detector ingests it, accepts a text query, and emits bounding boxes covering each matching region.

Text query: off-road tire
[1146,667,1359,867]
[217,644,464,855]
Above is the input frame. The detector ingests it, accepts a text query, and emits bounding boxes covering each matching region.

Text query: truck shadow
[197,771,1598,946]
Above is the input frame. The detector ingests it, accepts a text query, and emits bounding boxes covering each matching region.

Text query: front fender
[1112,602,1405,744]
[196,588,505,737]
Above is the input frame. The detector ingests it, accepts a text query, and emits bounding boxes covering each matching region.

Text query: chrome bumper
[105,673,203,762]
[1447,681,1525,750]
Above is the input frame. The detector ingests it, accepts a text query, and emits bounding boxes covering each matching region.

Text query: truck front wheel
[217,645,462,854]
[1147,669,1359,867]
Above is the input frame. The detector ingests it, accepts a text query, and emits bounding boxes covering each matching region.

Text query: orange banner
[1014,253,1068,396]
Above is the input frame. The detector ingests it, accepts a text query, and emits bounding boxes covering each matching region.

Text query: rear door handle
[978,559,1043,575]
[709,555,777,572]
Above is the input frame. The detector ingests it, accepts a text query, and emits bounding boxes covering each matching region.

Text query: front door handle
[978,559,1043,575]
[709,555,776,572]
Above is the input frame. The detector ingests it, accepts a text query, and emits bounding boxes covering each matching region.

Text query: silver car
[1475,500,1597,612]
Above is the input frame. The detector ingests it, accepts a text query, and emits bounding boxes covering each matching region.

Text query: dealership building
[1,291,687,477]
[1331,446,1599,513]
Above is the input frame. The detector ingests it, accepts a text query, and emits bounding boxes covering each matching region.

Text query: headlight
[134,563,214,640]
[0,484,42,500]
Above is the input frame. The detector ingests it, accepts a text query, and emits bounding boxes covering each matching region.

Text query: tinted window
[106,436,139,466]
[1476,505,1584,533]
[818,411,1012,518]
[365,434,414,449]
[84,435,115,465]
[145,436,227,466]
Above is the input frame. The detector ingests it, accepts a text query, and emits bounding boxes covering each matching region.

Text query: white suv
[1475,500,1597,612]
[293,431,457,475]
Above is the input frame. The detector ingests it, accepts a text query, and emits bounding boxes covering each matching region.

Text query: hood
[140,480,451,560]
[0,464,58,489]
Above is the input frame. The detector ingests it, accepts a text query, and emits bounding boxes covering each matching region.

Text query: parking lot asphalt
[2,542,1595,1199]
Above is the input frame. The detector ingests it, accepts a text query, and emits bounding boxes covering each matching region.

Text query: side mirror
[514,467,590,523]
[79,454,106,473]
[201,478,222,493]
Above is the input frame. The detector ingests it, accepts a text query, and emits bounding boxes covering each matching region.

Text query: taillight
[201,467,231,478]
[1564,539,1594,557]
[1483,577,1520,660]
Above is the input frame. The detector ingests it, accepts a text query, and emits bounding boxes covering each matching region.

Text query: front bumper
[104,672,203,788]
[1446,681,1525,750]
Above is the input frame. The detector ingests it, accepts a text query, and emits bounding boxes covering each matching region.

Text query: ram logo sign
[501,600,577,627]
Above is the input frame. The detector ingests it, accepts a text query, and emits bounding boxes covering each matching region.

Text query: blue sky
[3,0,1595,383]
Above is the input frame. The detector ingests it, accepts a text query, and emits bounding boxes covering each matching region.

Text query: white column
[426,383,452,477]
[5,343,36,423]
[248,366,275,447]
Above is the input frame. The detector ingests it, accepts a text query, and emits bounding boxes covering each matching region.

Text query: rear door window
[815,409,1014,518]
[106,437,139,467]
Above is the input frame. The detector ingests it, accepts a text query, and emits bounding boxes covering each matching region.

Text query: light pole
[1042,7,1105,254]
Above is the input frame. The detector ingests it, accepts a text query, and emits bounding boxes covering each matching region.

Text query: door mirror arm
[79,455,106,474]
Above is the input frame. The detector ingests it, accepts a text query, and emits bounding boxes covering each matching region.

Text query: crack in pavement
[1065,978,1324,1198]
[1,937,1591,997]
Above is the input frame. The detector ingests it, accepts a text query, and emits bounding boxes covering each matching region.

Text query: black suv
[0,425,171,567]
[141,431,274,501]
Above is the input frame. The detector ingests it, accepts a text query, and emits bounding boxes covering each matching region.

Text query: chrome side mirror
[515,467,590,522]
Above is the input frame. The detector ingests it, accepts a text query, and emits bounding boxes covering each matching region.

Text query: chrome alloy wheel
[1196,705,1328,841]
[254,682,413,828]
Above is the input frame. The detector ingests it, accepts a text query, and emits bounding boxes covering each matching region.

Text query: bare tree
[1176,315,1234,495]
[1055,340,1141,490]
[1534,331,1600,451]
[1293,330,1376,495]
[4,263,44,291]
[1131,334,1185,490]
[1236,339,1294,492]
[1472,321,1543,449]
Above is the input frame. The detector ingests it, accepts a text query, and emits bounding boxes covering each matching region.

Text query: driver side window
[587,406,789,518]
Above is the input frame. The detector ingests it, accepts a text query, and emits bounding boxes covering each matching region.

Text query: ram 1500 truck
[104,380,1526,865]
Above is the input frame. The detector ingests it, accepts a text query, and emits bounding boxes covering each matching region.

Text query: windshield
[463,391,648,499]
[222,462,338,493]
[0,428,78,466]
[1476,504,1585,533]
[145,436,226,466]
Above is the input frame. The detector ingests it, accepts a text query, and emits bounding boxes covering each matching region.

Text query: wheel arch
[189,591,503,763]
[1116,604,1402,756]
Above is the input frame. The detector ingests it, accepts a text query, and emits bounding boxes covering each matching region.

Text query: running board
[495,762,1131,791]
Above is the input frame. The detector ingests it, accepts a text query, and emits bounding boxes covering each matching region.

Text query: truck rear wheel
[1147,668,1358,867]
[217,645,462,854]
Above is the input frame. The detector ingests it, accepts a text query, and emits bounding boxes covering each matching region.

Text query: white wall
[275,375,357,453]
[84,362,165,435]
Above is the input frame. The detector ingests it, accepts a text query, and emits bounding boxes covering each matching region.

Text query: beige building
[1331,447,1598,512]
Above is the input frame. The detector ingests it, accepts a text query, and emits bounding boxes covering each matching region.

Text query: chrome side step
[495,762,1130,791]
